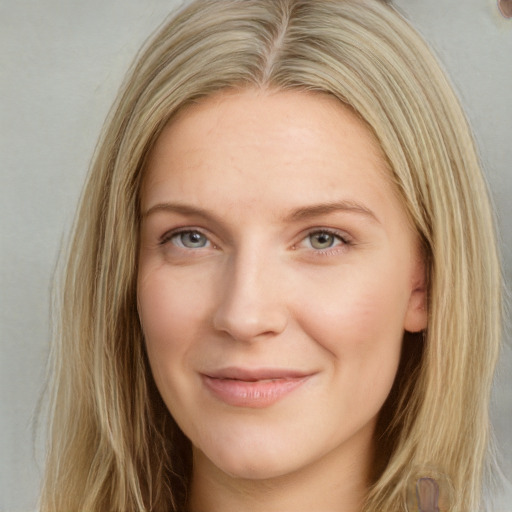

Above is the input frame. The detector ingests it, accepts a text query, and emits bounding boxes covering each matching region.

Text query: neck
[187,435,374,512]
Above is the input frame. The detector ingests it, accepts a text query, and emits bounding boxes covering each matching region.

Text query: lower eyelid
[309,246,348,257]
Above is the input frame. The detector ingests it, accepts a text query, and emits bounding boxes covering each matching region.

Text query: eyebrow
[286,200,380,224]
[141,200,380,224]
[142,202,219,220]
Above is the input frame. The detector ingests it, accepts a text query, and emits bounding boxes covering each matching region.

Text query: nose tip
[213,293,288,342]
[212,261,288,342]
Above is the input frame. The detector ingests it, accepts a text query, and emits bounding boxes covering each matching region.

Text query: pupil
[313,232,333,248]
[184,232,205,247]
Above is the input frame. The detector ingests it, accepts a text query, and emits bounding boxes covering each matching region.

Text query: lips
[201,367,313,408]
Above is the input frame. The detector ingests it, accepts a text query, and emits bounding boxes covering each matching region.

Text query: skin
[137,88,428,512]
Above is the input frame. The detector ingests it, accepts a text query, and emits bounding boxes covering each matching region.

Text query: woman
[40,0,502,511]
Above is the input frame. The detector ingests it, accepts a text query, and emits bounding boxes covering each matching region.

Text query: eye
[168,230,210,249]
[299,229,351,253]
[308,231,340,250]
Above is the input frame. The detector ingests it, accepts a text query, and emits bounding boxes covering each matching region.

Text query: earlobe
[404,256,428,333]
[404,288,428,333]
[404,276,428,333]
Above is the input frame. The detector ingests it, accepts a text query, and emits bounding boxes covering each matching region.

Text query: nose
[212,250,288,342]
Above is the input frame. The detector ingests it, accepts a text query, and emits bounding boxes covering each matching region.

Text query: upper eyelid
[143,209,231,243]
[159,226,211,243]
[299,227,352,242]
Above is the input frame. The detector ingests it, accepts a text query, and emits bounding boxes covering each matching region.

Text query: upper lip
[203,367,313,381]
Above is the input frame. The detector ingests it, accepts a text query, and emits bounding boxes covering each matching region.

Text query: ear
[403,257,428,333]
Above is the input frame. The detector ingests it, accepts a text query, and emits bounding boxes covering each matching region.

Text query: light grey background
[1,1,510,511]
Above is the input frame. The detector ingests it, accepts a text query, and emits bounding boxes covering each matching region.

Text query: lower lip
[202,375,310,408]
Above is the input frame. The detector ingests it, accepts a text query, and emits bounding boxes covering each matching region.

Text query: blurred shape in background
[498,0,512,18]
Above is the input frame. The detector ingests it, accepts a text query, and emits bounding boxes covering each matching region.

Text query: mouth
[201,367,314,408]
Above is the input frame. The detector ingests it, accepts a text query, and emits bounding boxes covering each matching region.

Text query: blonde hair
[40,0,502,510]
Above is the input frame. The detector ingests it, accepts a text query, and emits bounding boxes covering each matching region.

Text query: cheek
[139,262,211,335]
[300,270,408,344]
[295,267,408,388]
[137,266,212,386]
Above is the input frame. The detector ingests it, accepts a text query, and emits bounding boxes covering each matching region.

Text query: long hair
[40,1,502,510]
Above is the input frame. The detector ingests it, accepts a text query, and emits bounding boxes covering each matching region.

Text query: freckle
[498,0,512,18]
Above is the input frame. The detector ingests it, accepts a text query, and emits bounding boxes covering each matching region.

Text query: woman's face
[138,89,427,481]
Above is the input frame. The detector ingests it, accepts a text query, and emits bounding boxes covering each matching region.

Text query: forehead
[141,88,402,224]
[152,88,385,158]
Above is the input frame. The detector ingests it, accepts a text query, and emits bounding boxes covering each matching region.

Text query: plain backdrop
[1,0,511,510]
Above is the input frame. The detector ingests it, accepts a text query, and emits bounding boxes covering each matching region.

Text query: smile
[201,368,313,408]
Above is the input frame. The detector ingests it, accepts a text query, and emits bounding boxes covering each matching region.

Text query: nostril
[498,0,512,18]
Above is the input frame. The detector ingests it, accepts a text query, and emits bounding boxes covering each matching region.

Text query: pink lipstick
[201,368,312,408]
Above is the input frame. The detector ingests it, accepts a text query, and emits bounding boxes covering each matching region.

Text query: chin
[196,439,305,481]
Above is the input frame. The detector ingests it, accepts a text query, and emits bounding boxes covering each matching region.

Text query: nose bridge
[213,242,288,341]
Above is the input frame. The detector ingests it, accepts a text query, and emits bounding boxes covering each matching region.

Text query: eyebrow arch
[286,201,380,224]
[142,202,217,220]
[142,200,379,224]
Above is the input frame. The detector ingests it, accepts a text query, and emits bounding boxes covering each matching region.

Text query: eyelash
[158,227,352,255]
[159,228,213,248]
[295,228,352,256]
